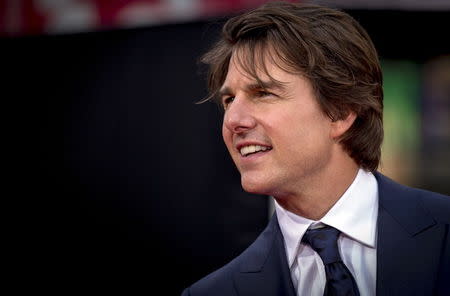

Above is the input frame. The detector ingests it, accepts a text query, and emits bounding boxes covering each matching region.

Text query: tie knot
[302,225,342,264]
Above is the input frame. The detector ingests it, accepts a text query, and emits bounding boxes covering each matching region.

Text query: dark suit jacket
[182,173,450,295]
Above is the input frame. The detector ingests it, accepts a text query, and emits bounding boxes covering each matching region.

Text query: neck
[275,152,359,220]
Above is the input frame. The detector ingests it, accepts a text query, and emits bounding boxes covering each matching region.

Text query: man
[182,2,450,295]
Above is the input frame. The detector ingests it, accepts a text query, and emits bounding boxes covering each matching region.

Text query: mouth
[239,144,273,157]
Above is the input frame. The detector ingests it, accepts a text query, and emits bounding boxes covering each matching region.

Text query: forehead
[228,54,276,82]
[221,46,300,92]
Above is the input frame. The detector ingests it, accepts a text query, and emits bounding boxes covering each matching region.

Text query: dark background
[4,9,449,295]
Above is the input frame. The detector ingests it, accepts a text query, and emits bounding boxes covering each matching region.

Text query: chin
[240,174,273,195]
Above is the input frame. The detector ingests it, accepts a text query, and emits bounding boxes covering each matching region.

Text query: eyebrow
[218,80,285,98]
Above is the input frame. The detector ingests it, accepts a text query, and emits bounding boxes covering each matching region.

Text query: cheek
[222,124,233,149]
[273,114,331,153]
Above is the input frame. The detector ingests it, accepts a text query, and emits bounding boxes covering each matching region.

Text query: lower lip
[239,150,271,163]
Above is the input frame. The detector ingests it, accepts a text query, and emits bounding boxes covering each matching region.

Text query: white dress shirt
[274,168,378,296]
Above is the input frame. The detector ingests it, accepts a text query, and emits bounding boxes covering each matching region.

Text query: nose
[223,96,256,134]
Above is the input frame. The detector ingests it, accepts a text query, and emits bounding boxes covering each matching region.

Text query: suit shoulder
[395,181,450,224]
[183,218,277,296]
[184,237,262,295]
[416,188,450,224]
[376,172,450,224]
[186,257,240,296]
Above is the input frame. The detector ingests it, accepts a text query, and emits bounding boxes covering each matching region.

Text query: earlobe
[330,112,357,139]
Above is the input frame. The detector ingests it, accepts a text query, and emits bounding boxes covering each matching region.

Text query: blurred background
[2,0,449,294]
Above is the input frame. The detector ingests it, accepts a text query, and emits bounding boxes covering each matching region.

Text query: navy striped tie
[302,226,360,296]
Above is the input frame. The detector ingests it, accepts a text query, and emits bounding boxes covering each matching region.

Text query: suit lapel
[375,173,444,295]
[234,215,296,296]
[234,173,444,296]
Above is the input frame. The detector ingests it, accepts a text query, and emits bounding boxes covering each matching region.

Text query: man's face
[220,53,337,197]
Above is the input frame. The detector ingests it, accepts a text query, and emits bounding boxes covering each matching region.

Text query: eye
[255,90,272,98]
[222,96,235,109]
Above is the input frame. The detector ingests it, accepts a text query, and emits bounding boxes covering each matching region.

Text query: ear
[330,111,357,139]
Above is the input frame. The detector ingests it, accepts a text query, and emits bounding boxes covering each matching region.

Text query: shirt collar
[275,200,313,267]
[275,168,379,268]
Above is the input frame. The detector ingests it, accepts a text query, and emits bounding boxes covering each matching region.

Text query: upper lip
[235,141,272,151]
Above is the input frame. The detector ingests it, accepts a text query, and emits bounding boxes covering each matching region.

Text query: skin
[220,50,359,220]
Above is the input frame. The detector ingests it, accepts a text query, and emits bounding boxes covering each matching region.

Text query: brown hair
[200,1,383,172]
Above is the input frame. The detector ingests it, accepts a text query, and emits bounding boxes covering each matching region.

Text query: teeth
[239,145,271,156]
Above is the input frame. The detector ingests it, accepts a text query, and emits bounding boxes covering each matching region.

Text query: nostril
[234,125,251,133]
[224,115,256,133]
[222,98,257,133]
